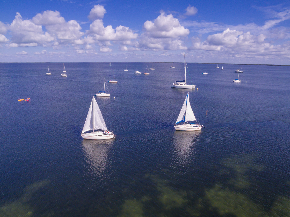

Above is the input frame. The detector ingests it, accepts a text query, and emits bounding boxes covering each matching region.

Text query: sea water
[0,62,289,216]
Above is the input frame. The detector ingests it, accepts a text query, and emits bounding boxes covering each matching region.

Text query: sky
[0,0,290,64]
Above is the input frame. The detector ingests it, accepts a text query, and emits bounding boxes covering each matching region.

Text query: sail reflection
[82,140,113,177]
[172,131,200,165]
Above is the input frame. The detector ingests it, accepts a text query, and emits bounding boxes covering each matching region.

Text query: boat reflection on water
[172,131,200,165]
[82,140,113,177]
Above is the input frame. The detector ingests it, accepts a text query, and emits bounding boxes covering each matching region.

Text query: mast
[92,97,95,132]
[184,54,187,84]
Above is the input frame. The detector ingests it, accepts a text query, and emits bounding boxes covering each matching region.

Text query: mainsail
[176,93,196,124]
[82,97,107,133]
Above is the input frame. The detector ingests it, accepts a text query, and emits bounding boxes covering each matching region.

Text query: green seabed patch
[117,154,290,217]
[0,180,51,217]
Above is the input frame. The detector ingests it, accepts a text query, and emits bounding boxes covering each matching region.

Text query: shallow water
[0,62,289,216]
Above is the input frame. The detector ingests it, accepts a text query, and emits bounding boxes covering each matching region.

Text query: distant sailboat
[233,74,241,83]
[124,66,128,72]
[46,67,51,75]
[61,64,67,77]
[81,96,114,140]
[174,93,203,131]
[221,66,223,70]
[171,54,195,89]
[235,69,243,73]
[96,82,110,97]
[216,64,219,68]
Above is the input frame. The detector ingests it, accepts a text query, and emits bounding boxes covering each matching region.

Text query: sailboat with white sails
[61,64,67,77]
[174,93,203,131]
[46,67,51,75]
[171,55,195,89]
[81,96,114,140]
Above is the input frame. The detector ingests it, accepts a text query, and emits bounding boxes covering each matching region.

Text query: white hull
[61,73,67,77]
[46,73,51,75]
[135,71,141,74]
[235,69,243,73]
[124,69,128,71]
[233,79,241,83]
[174,123,202,131]
[82,131,114,140]
[172,83,196,89]
[96,93,110,97]
[108,80,118,83]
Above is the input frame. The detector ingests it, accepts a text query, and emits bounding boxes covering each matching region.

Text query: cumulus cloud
[143,12,189,38]
[191,28,272,56]
[31,11,84,43]
[9,12,54,46]
[88,5,106,20]
[0,34,8,43]
[139,12,189,50]
[185,5,198,16]
[88,19,137,41]
[16,51,27,55]
[0,21,7,34]
[32,10,65,25]
[100,47,112,52]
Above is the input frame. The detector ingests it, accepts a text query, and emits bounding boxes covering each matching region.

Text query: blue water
[0,62,290,216]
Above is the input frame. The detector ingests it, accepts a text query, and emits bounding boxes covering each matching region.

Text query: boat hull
[171,83,196,89]
[96,93,110,97]
[174,123,202,131]
[81,131,114,140]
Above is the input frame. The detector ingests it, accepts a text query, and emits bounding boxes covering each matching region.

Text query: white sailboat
[233,74,241,83]
[171,55,195,89]
[46,67,51,75]
[81,96,114,140]
[221,66,223,70]
[216,64,219,68]
[174,93,203,131]
[96,82,110,97]
[124,66,128,71]
[61,64,67,77]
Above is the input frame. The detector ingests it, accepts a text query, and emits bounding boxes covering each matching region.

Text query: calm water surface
[0,62,290,216]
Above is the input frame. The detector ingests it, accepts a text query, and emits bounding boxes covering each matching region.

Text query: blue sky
[0,0,290,64]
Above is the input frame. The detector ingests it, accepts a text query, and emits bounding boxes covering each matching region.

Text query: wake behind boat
[81,96,114,140]
[171,55,195,89]
[174,93,203,131]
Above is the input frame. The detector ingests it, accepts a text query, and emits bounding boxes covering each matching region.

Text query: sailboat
[61,64,67,77]
[216,64,219,68]
[46,67,51,75]
[174,93,203,131]
[81,96,114,140]
[124,66,128,72]
[233,74,241,83]
[96,82,110,97]
[171,55,195,89]
[221,66,224,70]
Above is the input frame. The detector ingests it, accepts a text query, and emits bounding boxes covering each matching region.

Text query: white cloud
[16,51,27,55]
[100,47,112,52]
[139,12,189,50]
[88,20,137,41]
[0,21,7,34]
[9,12,54,45]
[31,10,84,44]
[88,5,106,20]
[185,5,198,16]
[0,34,8,43]
[32,10,65,25]
[143,12,189,38]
